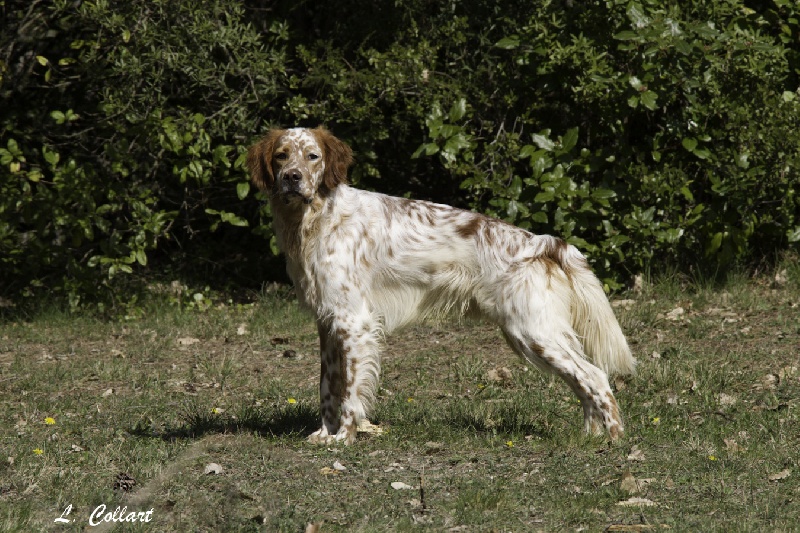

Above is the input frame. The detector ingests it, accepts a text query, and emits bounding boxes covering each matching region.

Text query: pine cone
[113,472,136,492]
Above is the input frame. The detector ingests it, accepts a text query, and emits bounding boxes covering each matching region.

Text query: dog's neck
[270,185,344,262]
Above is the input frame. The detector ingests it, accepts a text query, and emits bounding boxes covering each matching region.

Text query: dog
[247,126,635,444]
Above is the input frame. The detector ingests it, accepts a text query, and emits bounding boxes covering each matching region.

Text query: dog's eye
[275,153,288,161]
[308,153,320,161]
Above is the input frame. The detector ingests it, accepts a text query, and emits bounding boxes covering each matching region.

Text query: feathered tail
[561,245,636,376]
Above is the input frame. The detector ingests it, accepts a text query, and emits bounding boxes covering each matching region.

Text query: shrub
[0,0,288,311]
[413,1,800,286]
[1,0,797,310]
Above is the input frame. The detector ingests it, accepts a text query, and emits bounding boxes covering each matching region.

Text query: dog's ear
[315,126,353,190]
[247,129,285,191]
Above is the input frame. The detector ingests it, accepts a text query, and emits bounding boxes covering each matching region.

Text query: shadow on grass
[133,397,564,444]
[443,409,556,441]
[131,402,320,442]
[380,397,559,441]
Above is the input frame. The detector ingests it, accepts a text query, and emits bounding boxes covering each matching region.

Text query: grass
[1,263,799,532]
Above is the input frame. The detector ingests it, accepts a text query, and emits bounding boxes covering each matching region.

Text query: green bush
[269,0,799,287]
[0,0,288,311]
[1,0,798,310]
[412,1,800,286]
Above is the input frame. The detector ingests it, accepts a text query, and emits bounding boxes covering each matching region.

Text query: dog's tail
[557,241,636,376]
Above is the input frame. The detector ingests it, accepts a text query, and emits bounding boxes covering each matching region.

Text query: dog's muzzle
[279,169,313,204]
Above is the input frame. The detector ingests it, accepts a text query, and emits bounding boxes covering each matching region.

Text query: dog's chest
[280,205,353,311]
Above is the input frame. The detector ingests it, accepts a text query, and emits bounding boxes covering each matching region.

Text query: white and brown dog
[247,126,635,444]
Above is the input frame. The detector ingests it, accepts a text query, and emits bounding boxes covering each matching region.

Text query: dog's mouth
[282,190,313,205]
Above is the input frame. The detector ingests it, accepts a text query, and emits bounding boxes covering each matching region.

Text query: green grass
[1,264,799,532]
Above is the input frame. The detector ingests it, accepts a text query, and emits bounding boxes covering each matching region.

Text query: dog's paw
[307,428,335,445]
[333,425,356,445]
[307,426,356,445]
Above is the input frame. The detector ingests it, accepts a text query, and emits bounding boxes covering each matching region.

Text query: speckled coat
[248,127,635,445]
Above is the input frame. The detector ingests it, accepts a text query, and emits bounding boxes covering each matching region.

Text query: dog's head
[247,126,353,205]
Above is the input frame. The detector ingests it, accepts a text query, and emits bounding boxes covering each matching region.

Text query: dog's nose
[286,169,302,184]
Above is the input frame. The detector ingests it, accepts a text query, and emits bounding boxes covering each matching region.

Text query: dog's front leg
[308,319,343,444]
[308,309,381,445]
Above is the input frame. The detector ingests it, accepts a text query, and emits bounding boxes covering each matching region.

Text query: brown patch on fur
[604,391,623,440]
[539,256,560,279]
[543,237,588,281]
[339,411,357,443]
[313,126,353,192]
[346,357,359,388]
[528,342,545,359]
[247,129,286,190]
[543,237,569,263]
[482,224,496,248]
[565,371,591,399]
[318,323,329,351]
[425,210,436,226]
[605,391,617,406]
[390,197,415,216]
[397,197,414,211]
[606,391,621,419]
[456,214,483,240]
[336,342,349,395]
[381,196,420,226]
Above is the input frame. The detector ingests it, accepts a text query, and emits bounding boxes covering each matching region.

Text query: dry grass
[1,263,799,531]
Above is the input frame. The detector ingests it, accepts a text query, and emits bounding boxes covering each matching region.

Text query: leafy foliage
[1,0,287,310]
[411,1,800,285]
[1,0,798,309]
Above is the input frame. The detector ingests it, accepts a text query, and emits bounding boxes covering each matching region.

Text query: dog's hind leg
[503,327,623,440]
[495,261,624,440]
